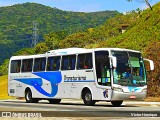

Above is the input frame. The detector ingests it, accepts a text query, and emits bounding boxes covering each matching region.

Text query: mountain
[0,2,120,64]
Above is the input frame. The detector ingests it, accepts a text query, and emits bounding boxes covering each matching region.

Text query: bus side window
[47,56,60,71]
[69,55,76,70]
[77,54,85,69]
[34,57,46,72]
[10,60,21,73]
[41,58,46,71]
[22,59,33,72]
[55,57,60,70]
[61,55,76,70]
[47,57,53,71]
[77,53,93,69]
[85,53,93,69]
[61,56,68,70]
[34,58,39,72]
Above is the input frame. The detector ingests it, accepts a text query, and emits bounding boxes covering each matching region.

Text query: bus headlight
[142,88,147,92]
[113,87,123,92]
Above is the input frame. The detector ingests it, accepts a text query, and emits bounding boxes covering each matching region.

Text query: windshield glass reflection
[111,51,146,86]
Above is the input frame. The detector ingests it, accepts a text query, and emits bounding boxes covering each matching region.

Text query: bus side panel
[8,73,24,97]
[56,70,113,101]
[8,70,113,101]
[91,86,112,101]
[56,70,95,99]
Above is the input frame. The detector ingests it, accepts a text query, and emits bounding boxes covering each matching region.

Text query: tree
[44,32,61,50]
[0,59,9,76]
[127,0,152,10]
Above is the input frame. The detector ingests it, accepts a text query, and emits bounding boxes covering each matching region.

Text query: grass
[0,75,14,100]
[145,97,160,102]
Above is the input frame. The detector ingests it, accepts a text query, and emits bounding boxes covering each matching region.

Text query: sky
[0,0,159,13]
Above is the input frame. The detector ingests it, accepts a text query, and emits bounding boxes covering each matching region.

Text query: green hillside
[0,2,119,64]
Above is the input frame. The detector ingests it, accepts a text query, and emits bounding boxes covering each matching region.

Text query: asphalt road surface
[0,99,160,119]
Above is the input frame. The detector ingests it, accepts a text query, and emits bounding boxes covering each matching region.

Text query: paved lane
[0,99,159,118]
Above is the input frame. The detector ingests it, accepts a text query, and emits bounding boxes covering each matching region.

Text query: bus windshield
[111,51,146,86]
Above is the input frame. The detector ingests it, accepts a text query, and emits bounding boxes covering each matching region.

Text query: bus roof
[94,48,140,53]
[10,48,140,60]
[46,48,92,54]
[47,48,140,54]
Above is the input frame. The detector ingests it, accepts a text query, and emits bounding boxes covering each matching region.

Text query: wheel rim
[85,93,91,101]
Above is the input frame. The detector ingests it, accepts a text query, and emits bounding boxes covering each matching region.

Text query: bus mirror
[111,56,117,68]
[144,58,154,71]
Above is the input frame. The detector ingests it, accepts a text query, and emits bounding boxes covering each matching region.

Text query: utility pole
[31,22,39,47]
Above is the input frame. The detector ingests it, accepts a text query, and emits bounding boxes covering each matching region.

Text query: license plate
[129,96,136,99]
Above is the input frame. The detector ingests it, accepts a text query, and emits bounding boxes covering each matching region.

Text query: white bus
[8,48,154,106]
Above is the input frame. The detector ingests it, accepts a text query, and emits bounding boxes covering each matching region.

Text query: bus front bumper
[111,91,147,100]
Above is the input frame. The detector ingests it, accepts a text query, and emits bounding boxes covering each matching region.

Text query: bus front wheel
[111,100,123,107]
[25,90,39,103]
[82,91,96,106]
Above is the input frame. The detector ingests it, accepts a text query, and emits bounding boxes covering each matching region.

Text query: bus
[8,48,154,106]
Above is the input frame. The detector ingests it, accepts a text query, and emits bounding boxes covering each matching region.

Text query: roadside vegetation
[0,75,14,99]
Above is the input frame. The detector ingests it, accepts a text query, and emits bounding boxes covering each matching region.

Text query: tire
[111,100,123,107]
[82,91,96,106]
[48,99,61,104]
[25,90,39,103]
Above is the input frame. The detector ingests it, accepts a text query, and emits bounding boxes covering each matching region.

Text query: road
[0,99,160,119]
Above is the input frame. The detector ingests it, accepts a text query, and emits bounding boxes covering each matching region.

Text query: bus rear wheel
[48,99,61,104]
[111,100,123,107]
[25,90,39,103]
[82,91,96,106]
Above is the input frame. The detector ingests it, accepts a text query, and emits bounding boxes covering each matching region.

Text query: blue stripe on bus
[64,80,95,82]
[128,86,141,92]
[14,72,62,97]
[58,52,67,54]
